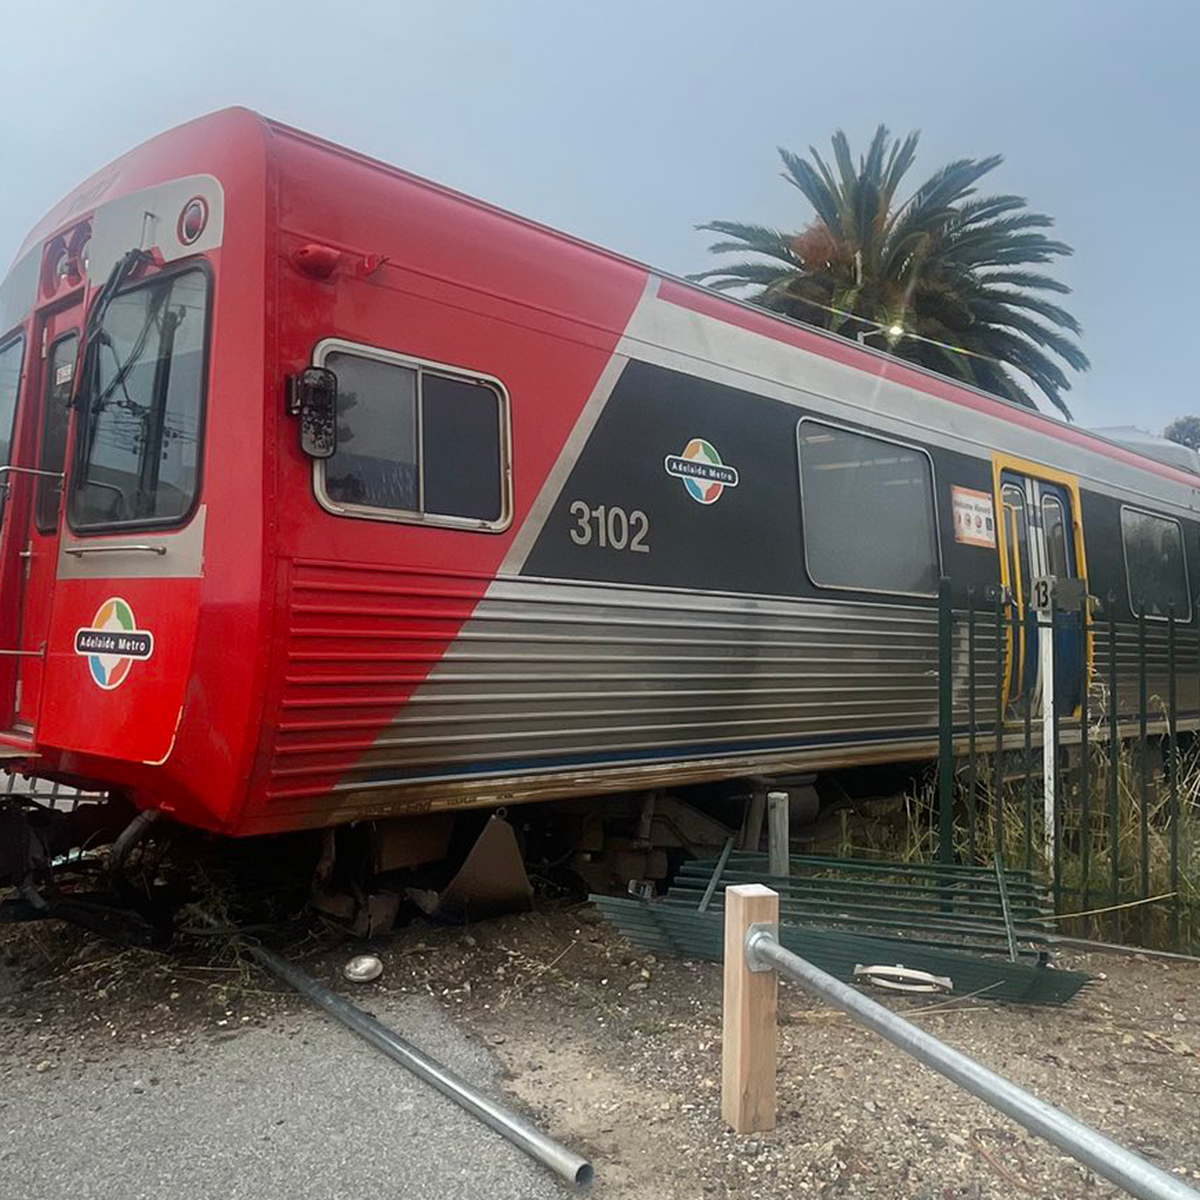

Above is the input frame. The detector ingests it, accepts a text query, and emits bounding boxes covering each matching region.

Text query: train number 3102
[568,501,650,553]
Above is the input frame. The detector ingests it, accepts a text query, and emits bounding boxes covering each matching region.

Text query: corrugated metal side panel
[262,568,1198,820]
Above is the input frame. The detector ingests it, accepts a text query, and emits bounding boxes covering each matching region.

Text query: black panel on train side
[522,358,1006,604]
[522,359,807,596]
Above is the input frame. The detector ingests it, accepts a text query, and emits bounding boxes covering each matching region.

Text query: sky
[1,0,1196,430]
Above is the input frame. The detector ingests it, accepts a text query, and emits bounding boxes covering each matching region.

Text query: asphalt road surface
[4,992,570,1200]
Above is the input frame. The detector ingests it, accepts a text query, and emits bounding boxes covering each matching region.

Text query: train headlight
[177,197,208,246]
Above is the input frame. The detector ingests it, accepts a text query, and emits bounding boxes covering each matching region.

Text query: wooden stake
[721,883,778,1134]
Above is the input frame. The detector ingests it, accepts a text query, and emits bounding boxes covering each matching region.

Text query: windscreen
[70,269,208,529]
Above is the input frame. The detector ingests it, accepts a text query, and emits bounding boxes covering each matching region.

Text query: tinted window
[321,350,506,527]
[36,333,76,532]
[421,373,502,522]
[0,337,23,468]
[1121,507,1190,619]
[71,270,208,528]
[798,421,939,595]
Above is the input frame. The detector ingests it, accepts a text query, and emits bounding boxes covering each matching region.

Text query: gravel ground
[4,906,1200,1199]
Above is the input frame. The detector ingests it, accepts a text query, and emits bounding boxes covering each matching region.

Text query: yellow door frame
[990,453,1091,714]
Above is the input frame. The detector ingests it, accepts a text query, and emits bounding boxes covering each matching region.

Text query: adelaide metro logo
[664,438,739,505]
[74,598,154,690]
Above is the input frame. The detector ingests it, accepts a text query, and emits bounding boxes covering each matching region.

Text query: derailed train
[0,109,1196,894]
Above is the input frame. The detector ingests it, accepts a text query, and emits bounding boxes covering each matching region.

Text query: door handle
[63,544,167,557]
[0,466,64,480]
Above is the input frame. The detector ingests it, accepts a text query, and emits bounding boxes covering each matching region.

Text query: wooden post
[767,791,790,877]
[721,883,779,1134]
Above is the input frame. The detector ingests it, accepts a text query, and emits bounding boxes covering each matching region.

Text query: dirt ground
[3,903,1200,1199]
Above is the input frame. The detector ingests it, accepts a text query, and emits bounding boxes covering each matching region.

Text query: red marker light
[178,197,208,245]
[291,243,341,280]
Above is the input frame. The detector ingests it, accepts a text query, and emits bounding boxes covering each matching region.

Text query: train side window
[0,336,24,470]
[317,344,509,530]
[323,354,419,512]
[1120,506,1190,620]
[797,419,939,596]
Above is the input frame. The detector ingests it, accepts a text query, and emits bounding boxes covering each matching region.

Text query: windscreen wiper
[70,248,150,414]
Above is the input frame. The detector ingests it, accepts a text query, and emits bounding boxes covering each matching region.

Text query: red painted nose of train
[0,124,254,825]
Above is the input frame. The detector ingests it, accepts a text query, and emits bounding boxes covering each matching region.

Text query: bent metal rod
[745,927,1199,1200]
[248,941,594,1188]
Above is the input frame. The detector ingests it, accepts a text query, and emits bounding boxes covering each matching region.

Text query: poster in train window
[951,486,996,548]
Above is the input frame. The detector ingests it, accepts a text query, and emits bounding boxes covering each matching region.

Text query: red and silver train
[0,109,1196,892]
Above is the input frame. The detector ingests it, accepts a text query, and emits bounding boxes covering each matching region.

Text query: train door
[998,467,1085,715]
[10,305,79,729]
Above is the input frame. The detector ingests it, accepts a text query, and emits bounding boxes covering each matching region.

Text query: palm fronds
[693,126,1087,418]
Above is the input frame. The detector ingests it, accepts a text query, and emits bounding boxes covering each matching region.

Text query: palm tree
[691,126,1088,419]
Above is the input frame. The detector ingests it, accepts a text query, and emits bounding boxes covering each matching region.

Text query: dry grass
[852,706,1200,952]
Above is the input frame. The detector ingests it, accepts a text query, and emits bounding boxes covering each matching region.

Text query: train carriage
[0,108,1197,879]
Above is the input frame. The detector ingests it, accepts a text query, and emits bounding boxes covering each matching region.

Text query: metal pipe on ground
[741,920,1198,1200]
[247,941,594,1188]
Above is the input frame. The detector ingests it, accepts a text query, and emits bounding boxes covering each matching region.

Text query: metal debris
[343,955,384,983]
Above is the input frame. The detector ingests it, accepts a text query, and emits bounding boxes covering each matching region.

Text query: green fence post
[994,591,1006,863]
[966,588,977,864]
[1024,672,1034,875]
[1051,596,1062,914]
[938,578,954,866]
[1168,605,1179,948]
[1138,599,1150,945]
[1108,593,1120,938]
[1079,596,1091,929]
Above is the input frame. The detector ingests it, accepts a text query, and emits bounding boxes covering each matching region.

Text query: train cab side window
[797,420,939,596]
[1120,506,1190,620]
[318,347,508,529]
[0,337,24,471]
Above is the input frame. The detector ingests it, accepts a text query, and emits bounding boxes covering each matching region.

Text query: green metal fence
[936,579,1199,952]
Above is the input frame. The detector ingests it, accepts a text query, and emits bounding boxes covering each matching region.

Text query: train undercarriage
[0,768,891,945]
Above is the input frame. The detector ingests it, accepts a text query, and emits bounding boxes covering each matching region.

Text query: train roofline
[6,106,1194,495]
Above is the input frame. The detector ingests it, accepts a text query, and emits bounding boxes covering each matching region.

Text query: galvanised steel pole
[248,943,594,1188]
[745,928,1200,1200]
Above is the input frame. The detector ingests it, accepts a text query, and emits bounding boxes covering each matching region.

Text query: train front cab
[0,115,272,832]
